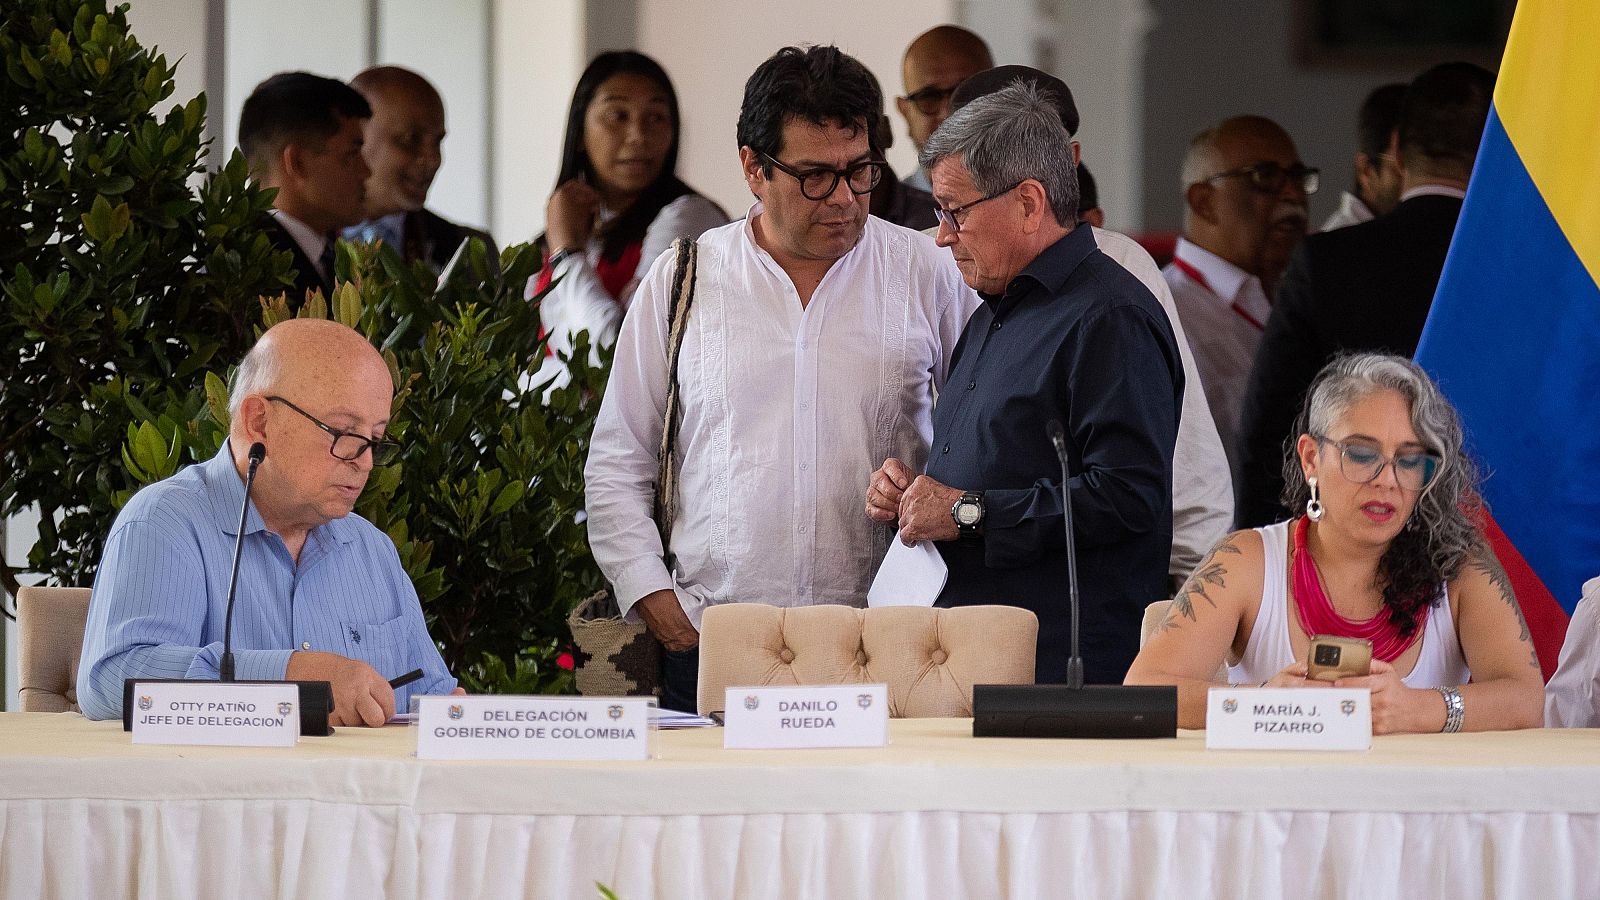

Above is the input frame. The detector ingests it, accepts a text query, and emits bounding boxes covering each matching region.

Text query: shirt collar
[1173,237,1254,304]
[1400,184,1467,203]
[343,212,406,249]
[202,439,358,545]
[987,224,1098,305]
[1334,191,1374,225]
[271,209,331,274]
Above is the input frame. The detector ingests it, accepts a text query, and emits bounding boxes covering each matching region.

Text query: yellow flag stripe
[1495,0,1600,285]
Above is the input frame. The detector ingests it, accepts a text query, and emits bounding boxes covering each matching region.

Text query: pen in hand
[388,668,424,690]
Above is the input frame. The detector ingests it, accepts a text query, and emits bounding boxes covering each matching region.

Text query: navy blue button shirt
[77,441,456,719]
[927,224,1183,684]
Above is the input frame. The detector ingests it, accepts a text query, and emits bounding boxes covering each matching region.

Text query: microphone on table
[970,419,1177,739]
[220,441,266,682]
[122,441,335,736]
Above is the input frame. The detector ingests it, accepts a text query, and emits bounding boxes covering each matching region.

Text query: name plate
[723,684,889,749]
[1205,687,1371,751]
[415,696,652,760]
[130,682,299,747]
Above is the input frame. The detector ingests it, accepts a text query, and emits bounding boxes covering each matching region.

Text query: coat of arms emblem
[608,705,624,720]
[857,694,873,710]
[278,701,294,717]
[1221,697,1238,714]
[447,704,464,720]
[743,695,760,711]
[137,695,152,712]
[1340,699,1357,716]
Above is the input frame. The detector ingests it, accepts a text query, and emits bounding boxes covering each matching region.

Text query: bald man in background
[1164,116,1313,475]
[895,25,993,192]
[78,319,461,725]
[347,65,496,272]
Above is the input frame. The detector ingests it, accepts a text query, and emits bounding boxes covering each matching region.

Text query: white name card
[1206,687,1371,751]
[130,682,298,747]
[723,684,889,749]
[415,696,652,760]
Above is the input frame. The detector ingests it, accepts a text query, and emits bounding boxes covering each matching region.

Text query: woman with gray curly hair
[1126,352,1544,733]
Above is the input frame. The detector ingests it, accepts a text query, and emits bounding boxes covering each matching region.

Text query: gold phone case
[1305,635,1373,682]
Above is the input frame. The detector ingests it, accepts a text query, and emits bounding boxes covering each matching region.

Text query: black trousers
[659,645,700,714]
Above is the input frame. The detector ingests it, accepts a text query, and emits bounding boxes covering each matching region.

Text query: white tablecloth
[1,713,1597,899]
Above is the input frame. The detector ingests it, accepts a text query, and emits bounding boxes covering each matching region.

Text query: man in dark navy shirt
[867,82,1183,684]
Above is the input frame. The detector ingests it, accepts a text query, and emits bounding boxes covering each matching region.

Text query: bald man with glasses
[1166,116,1315,481]
[78,319,461,726]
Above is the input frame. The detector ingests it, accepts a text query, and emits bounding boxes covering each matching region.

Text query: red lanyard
[1170,256,1266,331]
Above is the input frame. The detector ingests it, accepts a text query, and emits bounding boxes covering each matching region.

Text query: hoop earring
[1306,476,1324,522]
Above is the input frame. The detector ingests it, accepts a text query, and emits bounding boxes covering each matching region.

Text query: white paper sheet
[866,538,947,607]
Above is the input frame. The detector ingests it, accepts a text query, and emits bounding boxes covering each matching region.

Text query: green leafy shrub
[2,0,608,693]
[0,0,290,596]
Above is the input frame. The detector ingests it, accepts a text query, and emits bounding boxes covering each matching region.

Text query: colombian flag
[1414,1,1600,677]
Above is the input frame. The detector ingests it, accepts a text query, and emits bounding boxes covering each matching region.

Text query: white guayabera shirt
[584,206,977,629]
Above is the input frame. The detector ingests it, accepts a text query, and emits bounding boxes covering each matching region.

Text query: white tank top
[1227,520,1470,687]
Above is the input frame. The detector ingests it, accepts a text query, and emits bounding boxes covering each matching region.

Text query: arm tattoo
[1157,540,1241,635]
[1470,541,1539,670]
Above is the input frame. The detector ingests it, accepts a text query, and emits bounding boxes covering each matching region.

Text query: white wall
[635,0,959,220]
[378,0,493,231]
[489,0,586,245]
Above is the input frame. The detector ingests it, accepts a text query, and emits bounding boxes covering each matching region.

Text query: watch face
[955,502,981,526]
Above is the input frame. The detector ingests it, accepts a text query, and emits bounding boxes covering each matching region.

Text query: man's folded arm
[77,519,227,719]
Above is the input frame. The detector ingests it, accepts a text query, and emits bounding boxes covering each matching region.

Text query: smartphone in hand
[1306,635,1373,682]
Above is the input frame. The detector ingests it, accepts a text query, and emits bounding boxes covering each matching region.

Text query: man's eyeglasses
[1314,434,1440,492]
[901,84,956,117]
[1204,162,1321,195]
[761,153,885,201]
[932,182,1022,234]
[267,396,402,465]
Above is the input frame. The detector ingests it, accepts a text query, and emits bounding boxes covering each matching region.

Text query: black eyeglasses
[932,181,1022,234]
[1313,434,1440,492]
[1204,162,1320,195]
[267,396,402,465]
[761,153,885,201]
[901,84,957,116]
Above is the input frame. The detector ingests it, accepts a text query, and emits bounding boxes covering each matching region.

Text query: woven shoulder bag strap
[653,237,698,546]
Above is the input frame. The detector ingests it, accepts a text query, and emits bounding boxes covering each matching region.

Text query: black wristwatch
[951,491,984,536]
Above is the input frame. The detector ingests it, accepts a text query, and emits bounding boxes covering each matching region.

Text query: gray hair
[227,339,282,421]
[918,80,1078,226]
[1283,353,1482,597]
[1180,125,1223,192]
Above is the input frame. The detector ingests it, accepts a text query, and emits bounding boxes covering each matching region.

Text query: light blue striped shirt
[77,441,456,720]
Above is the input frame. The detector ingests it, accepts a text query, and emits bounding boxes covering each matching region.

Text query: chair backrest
[16,586,92,713]
[696,604,1038,717]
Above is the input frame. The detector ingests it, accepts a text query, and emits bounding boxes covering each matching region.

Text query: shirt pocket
[339,612,409,680]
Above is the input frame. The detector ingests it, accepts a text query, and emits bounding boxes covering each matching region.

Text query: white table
[2,713,1597,899]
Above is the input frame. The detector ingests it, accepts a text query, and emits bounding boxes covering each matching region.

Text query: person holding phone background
[1125,353,1544,734]
[531,51,727,382]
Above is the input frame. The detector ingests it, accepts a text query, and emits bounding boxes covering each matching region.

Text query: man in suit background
[1233,62,1494,527]
[239,72,372,305]
[346,66,497,272]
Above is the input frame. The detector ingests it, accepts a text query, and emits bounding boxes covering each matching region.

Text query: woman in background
[1126,353,1543,734]
[532,51,727,374]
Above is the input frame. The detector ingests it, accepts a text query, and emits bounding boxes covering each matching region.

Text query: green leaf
[204,371,230,427]
[489,481,525,516]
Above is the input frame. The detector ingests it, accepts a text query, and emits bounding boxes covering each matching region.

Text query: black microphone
[220,441,266,682]
[1046,420,1084,689]
[969,419,1177,739]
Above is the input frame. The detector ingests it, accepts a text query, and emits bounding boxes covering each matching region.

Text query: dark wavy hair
[552,51,691,262]
[1282,353,1484,639]
[736,45,881,174]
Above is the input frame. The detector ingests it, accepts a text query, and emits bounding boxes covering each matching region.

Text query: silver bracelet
[1434,686,1465,733]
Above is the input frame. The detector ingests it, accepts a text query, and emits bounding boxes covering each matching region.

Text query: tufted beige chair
[696,604,1038,717]
[16,586,92,713]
